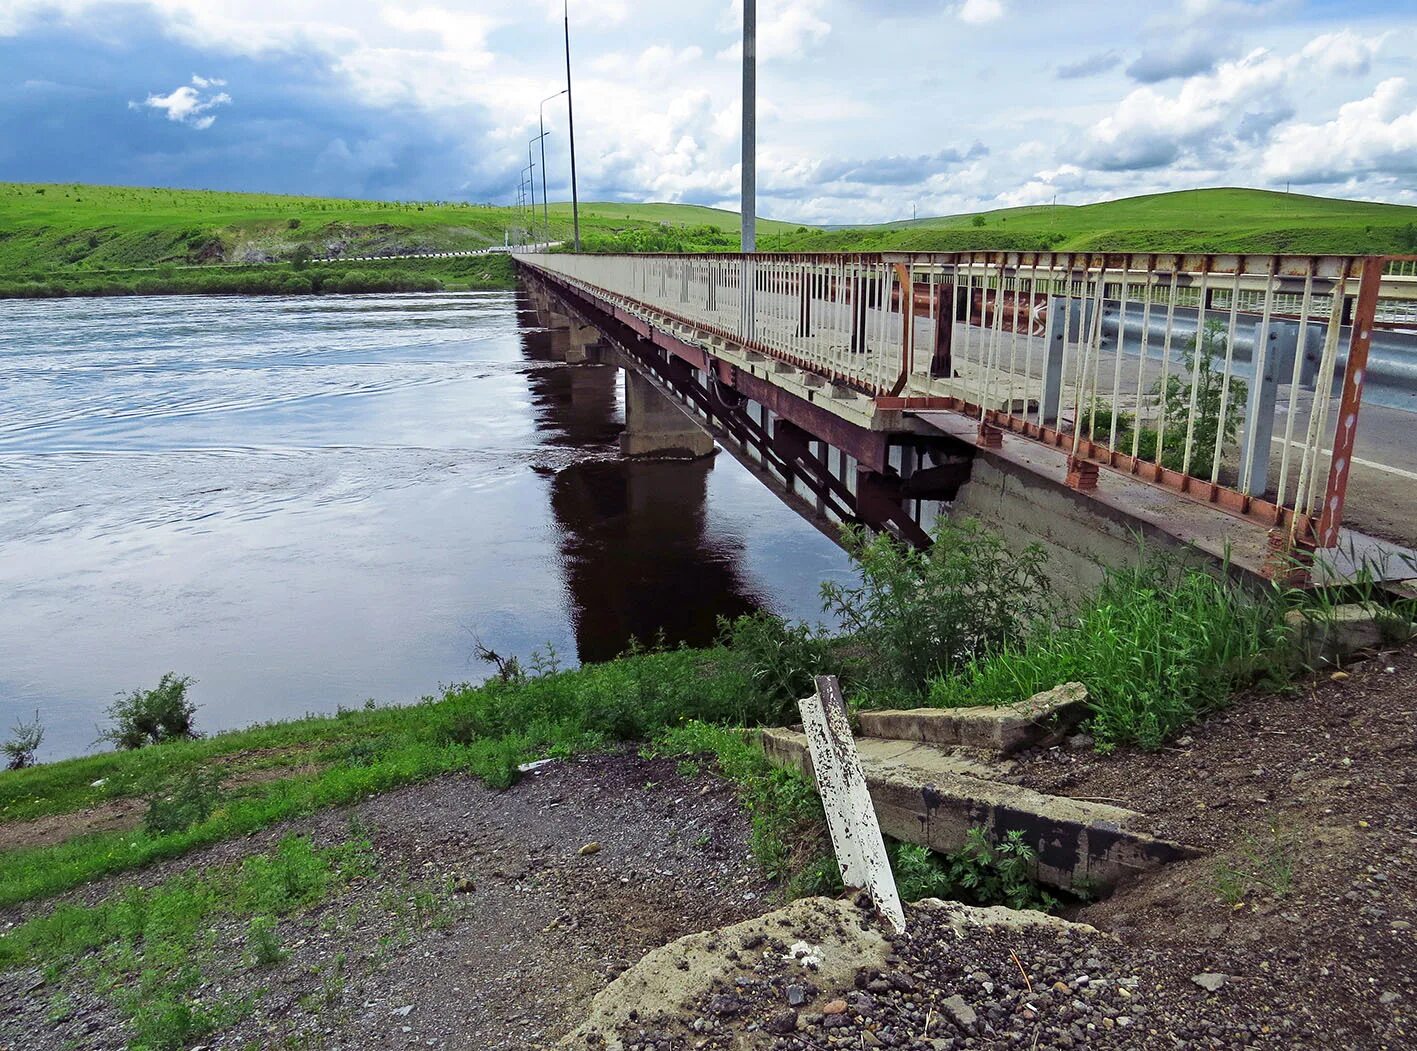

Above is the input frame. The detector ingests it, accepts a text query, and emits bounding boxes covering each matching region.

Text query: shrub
[822,519,1052,707]
[891,829,1057,912]
[1131,320,1248,480]
[3,710,44,770]
[245,916,286,968]
[930,558,1287,749]
[717,612,837,722]
[102,673,200,749]
[144,768,225,836]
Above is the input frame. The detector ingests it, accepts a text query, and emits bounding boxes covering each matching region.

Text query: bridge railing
[520,250,1407,549]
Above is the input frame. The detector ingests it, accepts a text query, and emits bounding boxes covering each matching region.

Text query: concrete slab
[857,682,1088,756]
[762,728,1197,893]
[1285,603,1415,667]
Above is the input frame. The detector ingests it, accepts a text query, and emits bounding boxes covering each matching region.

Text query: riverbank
[3,638,1413,1050]
[0,252,517,298]
[2,522,1413,1048]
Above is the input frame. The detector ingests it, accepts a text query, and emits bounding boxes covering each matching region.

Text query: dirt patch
[0,752,776,1050]
[0,761,324,851]
[1000,641,1417,1048]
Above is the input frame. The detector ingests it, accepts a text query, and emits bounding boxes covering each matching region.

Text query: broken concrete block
[857,682,1088,755]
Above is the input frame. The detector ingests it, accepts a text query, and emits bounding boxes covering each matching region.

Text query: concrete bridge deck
[515,250,1416,588]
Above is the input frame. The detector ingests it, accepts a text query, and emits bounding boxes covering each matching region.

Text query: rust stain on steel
[1317,256,1385,548]
[890,263,913,397]
[534,267,894,476]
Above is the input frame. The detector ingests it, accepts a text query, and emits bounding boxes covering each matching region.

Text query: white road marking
[1273,438,1417,481]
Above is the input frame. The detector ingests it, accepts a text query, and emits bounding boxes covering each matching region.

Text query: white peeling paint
[799,674,906,933]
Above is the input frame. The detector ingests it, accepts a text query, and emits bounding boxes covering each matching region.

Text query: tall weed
[823,519,1051,707]
[931,560,1287,749]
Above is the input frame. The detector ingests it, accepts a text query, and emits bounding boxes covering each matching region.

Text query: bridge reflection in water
[516,290,762,662]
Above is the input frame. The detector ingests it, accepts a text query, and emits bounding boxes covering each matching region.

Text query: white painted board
[799,675,906,933]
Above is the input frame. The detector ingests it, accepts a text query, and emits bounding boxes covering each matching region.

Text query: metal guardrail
[519,251,1409,550]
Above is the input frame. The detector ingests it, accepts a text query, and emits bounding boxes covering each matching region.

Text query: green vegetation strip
[0,646,782,906]
[6,518,1396,912]
[1,833,373,1051]
[4,183,1417,301]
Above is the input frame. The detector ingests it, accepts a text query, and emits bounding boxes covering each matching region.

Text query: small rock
[822,999,848,1016]
[1192,973,1229,992]
[1379,991,1401,1005]
[1175,735,1194,747]
[942,994,977,1028]
[785,984,807,1006]
[391,1005,414,1017]
[765,1008,798,1034]
[707,994,744,1018]
[1066,733,1095,752]
[578,842,601,856]
[452,877,475,894]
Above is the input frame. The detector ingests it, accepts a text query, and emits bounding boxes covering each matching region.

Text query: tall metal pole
[529,131,550,246]
[527,142,537,239]
[563,0,581,250]
[540,89,566,242]
[741,0,756,252]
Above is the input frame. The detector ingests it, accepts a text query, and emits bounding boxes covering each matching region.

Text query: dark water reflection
[0,291,850,759]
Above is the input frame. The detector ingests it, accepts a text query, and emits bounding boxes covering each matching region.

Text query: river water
[0,292,852,760]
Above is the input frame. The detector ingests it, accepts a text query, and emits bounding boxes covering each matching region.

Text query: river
[0,291,852,760]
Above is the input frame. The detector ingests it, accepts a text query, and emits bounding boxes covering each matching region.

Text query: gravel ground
[0,752,775,1051]
[580,644,1417,1051]
[5,646,1413,1050]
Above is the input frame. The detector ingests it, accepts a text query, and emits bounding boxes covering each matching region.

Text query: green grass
[0,832,374,1051]
[927,559,1291,750]
[0,182,793,282]
[1213,825,1296,906]
[0,645,777,907]
[0,253,517,299]
[775,187,1417,255]
[2,183,1412,300]
[650,721,839,899]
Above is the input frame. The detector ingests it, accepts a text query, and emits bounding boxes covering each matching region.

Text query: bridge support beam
[621,369,716,460]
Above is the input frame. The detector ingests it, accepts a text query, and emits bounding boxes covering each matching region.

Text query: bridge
[514,249,1417,589]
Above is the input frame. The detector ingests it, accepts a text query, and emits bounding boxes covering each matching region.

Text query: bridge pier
[567,321,602,365]
[620,369,716,460]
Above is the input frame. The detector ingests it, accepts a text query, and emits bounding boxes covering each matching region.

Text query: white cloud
[958,0,1004,24]
[1263,77,1417,184]
[131,74,231,128]
[380,5,497,59]
[1077,30,1387,172]
[718,0,831,62]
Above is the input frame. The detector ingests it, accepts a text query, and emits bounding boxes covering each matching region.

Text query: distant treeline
[0,255,517,300]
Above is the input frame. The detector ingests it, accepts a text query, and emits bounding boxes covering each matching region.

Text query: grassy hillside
[0,183,794,276]
[1,183,1414,299]
[776,188,1417,255]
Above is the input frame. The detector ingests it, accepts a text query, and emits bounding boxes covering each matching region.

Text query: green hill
[1,183,1413,299]
[778,188,1417,255]
[0,183,795,276]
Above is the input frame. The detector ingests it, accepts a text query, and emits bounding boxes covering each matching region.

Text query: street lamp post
[563,0,580,250]
[741,0,756,253]
[529,131,550,246]
[526,140,539,243]
[522,164,535,244]
[540,89,567,241]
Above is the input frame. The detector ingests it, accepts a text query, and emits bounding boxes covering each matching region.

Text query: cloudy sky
[1,0,1415,223]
